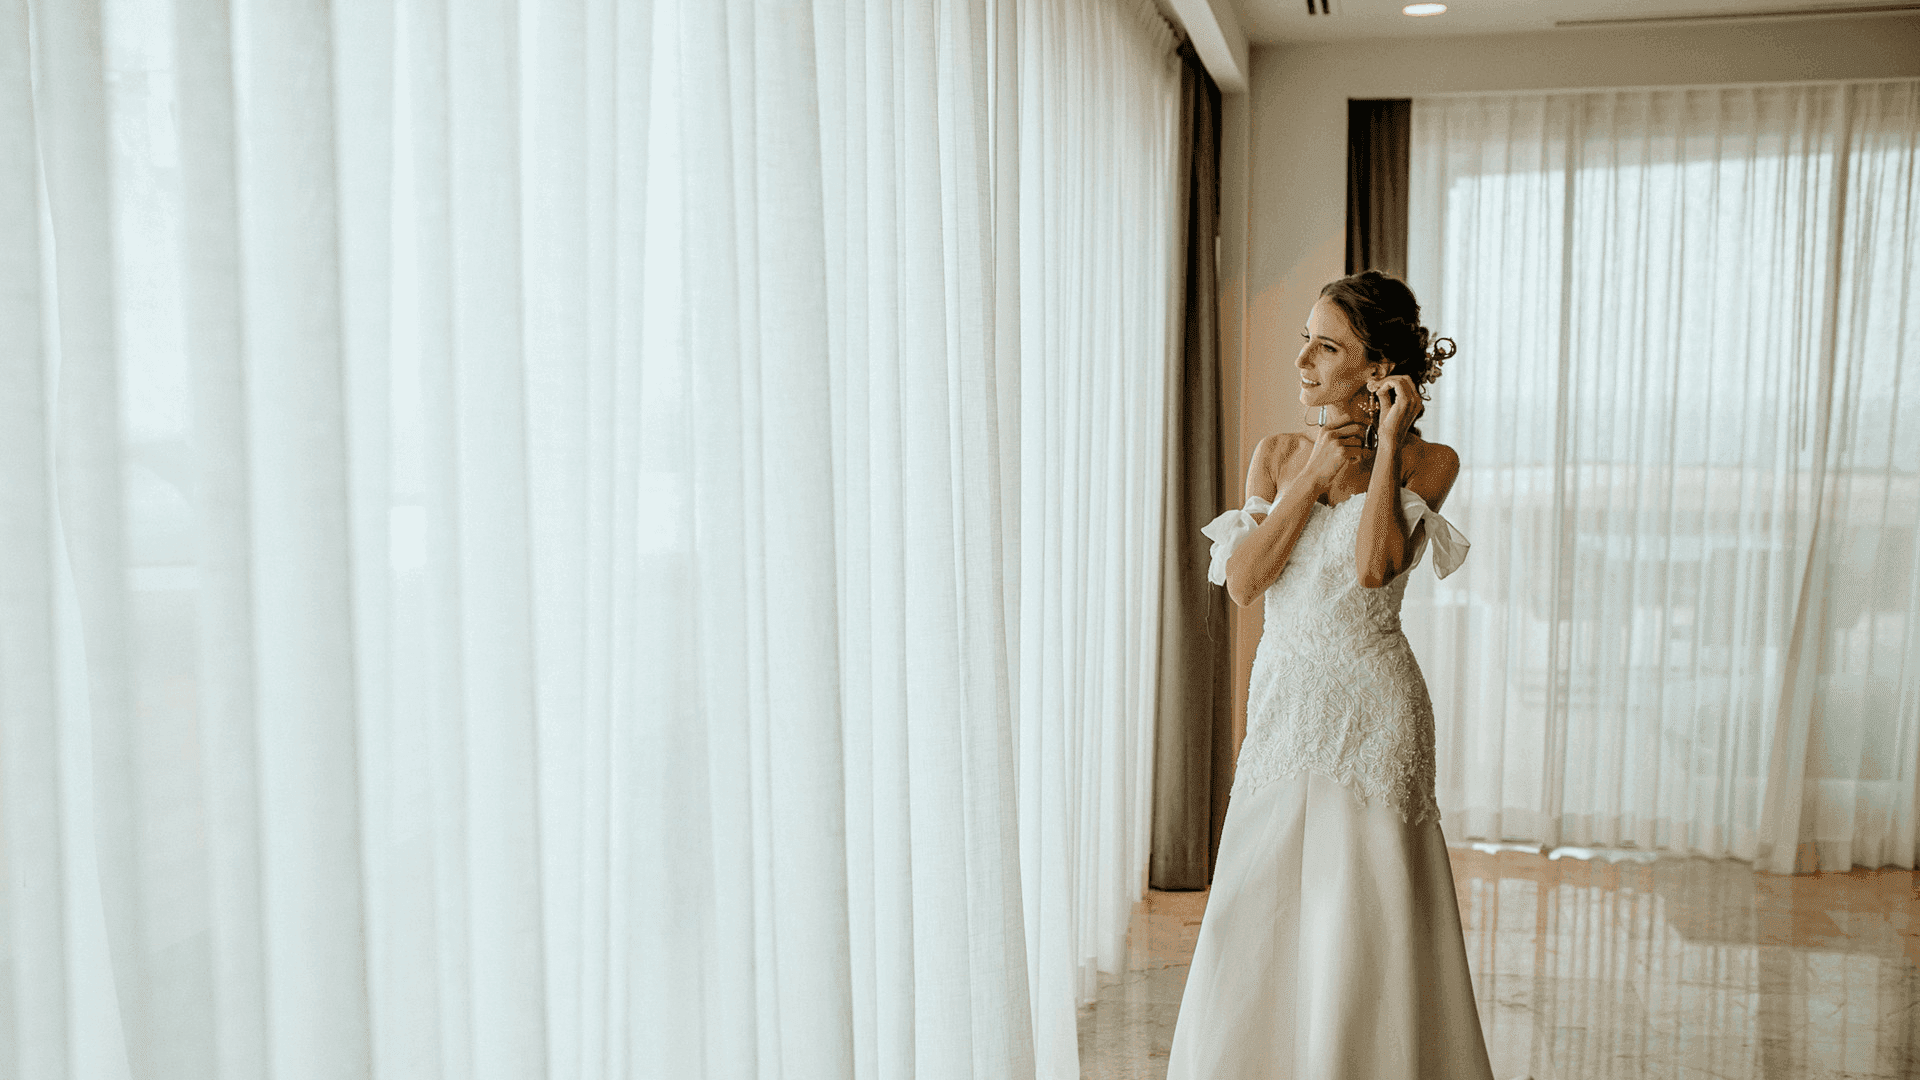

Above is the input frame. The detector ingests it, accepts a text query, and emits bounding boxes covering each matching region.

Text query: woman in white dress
[1165,271,1496,1079]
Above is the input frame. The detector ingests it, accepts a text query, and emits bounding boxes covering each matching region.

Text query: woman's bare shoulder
[1247,432,1311,498]
[1258,431,1315,466]
[1401,436,1458,468]
[1399,437,1461,506]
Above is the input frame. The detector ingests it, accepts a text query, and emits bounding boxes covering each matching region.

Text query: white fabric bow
[1201,496,1272,585]
[1398,488,1470,579]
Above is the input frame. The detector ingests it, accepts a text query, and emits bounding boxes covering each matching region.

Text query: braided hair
[1318,271,1454,435]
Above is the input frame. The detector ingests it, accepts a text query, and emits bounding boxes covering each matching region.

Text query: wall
[1216,13,1920,750]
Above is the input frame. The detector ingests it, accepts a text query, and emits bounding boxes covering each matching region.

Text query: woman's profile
[1165,271,1497,1078]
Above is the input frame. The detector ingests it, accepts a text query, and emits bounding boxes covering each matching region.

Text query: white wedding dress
[1165,488,1496,1080]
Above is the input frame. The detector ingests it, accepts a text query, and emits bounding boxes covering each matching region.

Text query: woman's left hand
[1367,375,1424,443]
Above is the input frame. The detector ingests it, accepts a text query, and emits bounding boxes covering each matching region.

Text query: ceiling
[1234,0,1920,43]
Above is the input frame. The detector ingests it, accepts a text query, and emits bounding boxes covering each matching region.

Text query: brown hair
[1318,271,1455,405]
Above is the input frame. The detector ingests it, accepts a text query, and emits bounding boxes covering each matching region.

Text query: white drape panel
[1013,0,1175,1068]
[1014,4,1177,1076]
[1405,80,1920,875]
[4,0,1179,1077]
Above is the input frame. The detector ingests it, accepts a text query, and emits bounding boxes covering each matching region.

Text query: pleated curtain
[1148,42,1230,893]
[1404,80,1920,875]
[1015,2,1179,1062]
[1345,97,1411,280]
[2,0,1180,1077]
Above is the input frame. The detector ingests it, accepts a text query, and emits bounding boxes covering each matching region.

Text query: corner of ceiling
[1165,0,1253,93]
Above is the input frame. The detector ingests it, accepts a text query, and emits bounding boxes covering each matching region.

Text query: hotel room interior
[5,1,1918,1077]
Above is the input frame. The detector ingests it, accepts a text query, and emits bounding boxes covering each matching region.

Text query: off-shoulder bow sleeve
[1397,488,1469,579]
[1201,496,1273,585]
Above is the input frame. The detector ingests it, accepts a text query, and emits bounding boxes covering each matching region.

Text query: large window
[1406,81,1920,873]
[6,1,1181,1075]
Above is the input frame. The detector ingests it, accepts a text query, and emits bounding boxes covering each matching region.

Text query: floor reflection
[1079,848,1920,1079]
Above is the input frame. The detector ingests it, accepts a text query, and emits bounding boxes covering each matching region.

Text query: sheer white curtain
[1014,4,1178,1074]
[3,1,1178,1078]
[1404,80,1920,875]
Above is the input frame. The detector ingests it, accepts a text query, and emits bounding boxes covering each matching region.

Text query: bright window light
[1403,3,1447,14]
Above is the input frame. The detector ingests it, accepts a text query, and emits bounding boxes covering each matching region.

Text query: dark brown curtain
[1149,43,1231,892]
[1346,99,1412,279]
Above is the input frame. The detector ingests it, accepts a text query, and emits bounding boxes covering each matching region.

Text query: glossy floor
[1078,848,1920,1079]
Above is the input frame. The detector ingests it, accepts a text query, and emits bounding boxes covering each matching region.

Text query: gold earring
[1358,390,1378,423]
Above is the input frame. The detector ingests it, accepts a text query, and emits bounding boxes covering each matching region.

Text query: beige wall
[1216,13,1920,748]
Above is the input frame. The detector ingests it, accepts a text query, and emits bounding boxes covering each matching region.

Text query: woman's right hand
[1297,421,1369,494]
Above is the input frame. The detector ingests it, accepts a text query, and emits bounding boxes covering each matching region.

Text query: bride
[1165,271,1497,1078]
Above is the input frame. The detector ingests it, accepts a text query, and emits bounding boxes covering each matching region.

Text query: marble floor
[1078,848,1920,1079]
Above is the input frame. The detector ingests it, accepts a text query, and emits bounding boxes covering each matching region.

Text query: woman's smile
[1295,296,1379,407]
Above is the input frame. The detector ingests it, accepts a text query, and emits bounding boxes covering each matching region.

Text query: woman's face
[1296,296,1380,408]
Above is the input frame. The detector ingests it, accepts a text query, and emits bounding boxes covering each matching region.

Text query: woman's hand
[1297,420,1370,494]
[1367,375,1424,444]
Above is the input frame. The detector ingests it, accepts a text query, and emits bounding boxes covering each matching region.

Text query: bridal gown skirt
[1164,771,1497,1080]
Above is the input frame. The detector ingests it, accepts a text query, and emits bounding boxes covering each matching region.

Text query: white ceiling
[1234,0,1920,44]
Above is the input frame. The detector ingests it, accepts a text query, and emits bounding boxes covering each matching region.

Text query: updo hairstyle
[1317,270,1455,402]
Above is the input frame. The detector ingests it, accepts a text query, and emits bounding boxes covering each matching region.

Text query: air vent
[1556,2,1919,27]
[1306,0,1333,14]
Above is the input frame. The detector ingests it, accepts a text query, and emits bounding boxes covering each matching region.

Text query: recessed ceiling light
[1403,2,1447,14]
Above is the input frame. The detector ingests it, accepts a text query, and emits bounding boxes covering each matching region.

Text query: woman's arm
[1354,437,1416,589]
[1225,424,1366,607]
[1355,378,1459,587]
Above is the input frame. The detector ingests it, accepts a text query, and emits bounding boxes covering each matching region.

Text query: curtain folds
[1346,97,1411,279]
[4,1,1180,1077]
[1148,41,1230,893]
[1015,2,1179,1065]
[1405,79,1920,875]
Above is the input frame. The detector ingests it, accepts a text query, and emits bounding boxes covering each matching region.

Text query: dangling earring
[1357,380,1380,450]
[1303,405,1328,428]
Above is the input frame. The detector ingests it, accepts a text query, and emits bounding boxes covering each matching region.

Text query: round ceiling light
[1403,3,1447,14]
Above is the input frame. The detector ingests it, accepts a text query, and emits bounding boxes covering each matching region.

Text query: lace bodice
[1205,491,1468,826]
